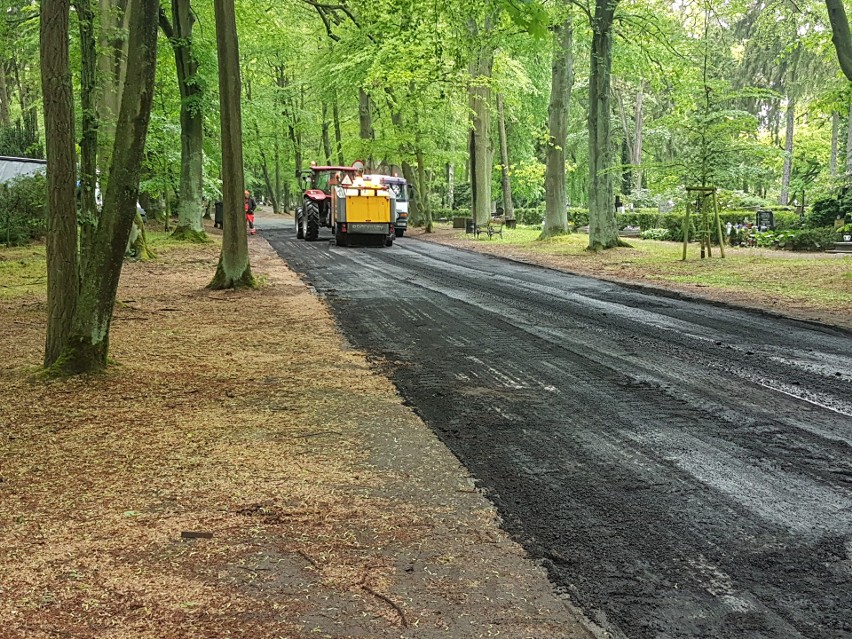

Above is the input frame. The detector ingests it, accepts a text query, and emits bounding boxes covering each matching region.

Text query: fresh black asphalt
[264,226,852,639]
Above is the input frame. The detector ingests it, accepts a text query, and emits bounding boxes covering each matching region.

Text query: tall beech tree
[40,0,77,367]
[160,0,206,241]
[47,0,160,374]
[542,15,573,238]
[210,0,254,289]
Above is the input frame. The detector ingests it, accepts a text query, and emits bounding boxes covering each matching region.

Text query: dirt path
[0,235,597,638]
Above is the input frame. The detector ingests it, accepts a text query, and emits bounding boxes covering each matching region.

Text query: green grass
[452,224,852,310]
[0,245,47,299]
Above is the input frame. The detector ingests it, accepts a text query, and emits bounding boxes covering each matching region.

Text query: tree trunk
[210,0,254,290]
[96,0,131,180]
[468,19,494,225]
[161,0,205,240]
[633,82,644,192]
[76,0,99,260]
[543,17,573,237]
[359,88,374,169]
[447,162,455,209]
[333,98,344,165]
[0,59,9,126]
[587,0,624,251]
[53,0,159,374]
[416,147,432,232]
[274,136,282,211]
[321,101,332,164]
[780,98,795,205]
[831,110,839,178]
[40,0,79,368]
[845,99,852,177]
[496,93,514,223]
[826,0,852,82]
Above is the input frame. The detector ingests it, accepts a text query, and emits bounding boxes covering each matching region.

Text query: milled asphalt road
[263,221,852,639]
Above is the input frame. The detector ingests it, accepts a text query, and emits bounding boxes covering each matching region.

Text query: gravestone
[756,209,774,231]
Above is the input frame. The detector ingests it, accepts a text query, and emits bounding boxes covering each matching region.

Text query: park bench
[474,216,505,240]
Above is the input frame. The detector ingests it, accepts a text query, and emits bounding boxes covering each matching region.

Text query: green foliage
[754,227,837,251]
[0,121,44,158]
[640,228,671,241]
[807,192,852,228]
[0,173,47,246]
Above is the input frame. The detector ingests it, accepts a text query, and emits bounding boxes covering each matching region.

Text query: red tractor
[295,165,358,241]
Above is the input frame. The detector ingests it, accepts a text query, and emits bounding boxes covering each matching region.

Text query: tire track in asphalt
[266,230,852,639]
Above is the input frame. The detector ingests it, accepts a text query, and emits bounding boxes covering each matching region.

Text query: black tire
[305,199,320,241]
[385,237,394,247]
[295,207,304,239]
[395,228,404,238]
[336,230,349,247]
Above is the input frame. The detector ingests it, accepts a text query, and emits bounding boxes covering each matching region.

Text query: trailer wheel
[394,228,404,238]
[305,200,320,241]
[296,208,304,239]
[336,230,349,247]
[385,236,394,247]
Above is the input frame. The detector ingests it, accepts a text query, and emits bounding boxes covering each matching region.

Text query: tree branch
[826,0,852,81]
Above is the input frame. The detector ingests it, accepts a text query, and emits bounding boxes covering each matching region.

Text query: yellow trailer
[331,176,396,247]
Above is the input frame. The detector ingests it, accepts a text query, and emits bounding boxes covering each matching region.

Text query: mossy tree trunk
[40,0,79,367]
[160,0,206,241]
[210,0,254,290]
[587,0,626,251]
[359,88,374,169]
[76,0,99,260]
[50,0,159,375]
[96,0,131,182]
[468,17,494,226]
[542,16,573,239]
[496,93,515,225]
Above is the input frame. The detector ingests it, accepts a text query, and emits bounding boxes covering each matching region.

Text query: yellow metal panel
[346,196,390,223]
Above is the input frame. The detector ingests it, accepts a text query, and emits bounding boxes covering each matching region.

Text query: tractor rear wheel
[296,208,304,239]
[305,200,320,241]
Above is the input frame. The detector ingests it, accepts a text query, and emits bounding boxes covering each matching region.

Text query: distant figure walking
[245,190,257,235]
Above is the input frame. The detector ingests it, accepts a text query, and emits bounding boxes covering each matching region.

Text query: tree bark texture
[96,0,131,179]
[76,0,99,260]
[831,110,839,177]
[543,18,573,237]
[633,82,644,191]
[780,98,795,205]
[845,99,852,177]
[210,0,254,289]
[161,0,205,238]
[826,0,852,82]
[468,25,493,225]
[333,99,344,165]
[40,0,79,368]
[496,93,514,223]
[321,101,332,164]
[587,0,623,251]
[416,147,432,232]
[359,88,374,168]
[0,60,9,126]
[447,162,455,209]
[56,0,159,374]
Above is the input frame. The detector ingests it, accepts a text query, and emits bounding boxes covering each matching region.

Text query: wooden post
[713,190,726,258]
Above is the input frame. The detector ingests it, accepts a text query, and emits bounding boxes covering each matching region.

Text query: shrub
[0,173,47,246]
[514,207,544,225]
[640,228,671,241]
[753,227,836,251]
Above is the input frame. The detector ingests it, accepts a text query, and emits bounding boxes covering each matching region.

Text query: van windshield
[386,183,407,202]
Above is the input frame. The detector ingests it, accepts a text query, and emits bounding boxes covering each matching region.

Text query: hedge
[0,173,47,246]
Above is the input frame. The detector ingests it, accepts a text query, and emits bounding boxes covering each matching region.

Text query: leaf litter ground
[0,234,595,639]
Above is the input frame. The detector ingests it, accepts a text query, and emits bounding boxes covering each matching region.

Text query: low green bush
[0,173,47,246]
[640,228,671,241]
[753,227,836,251]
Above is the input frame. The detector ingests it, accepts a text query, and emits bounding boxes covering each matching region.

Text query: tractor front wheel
[305,200,320,241]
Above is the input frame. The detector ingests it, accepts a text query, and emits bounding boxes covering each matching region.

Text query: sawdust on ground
[0,231,597,639]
